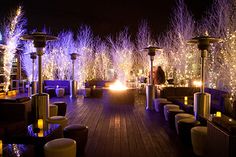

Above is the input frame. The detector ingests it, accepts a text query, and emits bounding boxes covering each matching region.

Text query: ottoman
[53,102,67,116]
[175,113,195,134]
[167,109,185,128]
[47,116,68,129]
[164,104,180,121]
[191,126,207,156]
[153,98,172,113]
[64,124,89,156]
[49,105,58,117]
[44,138,76,157]
[178,117,200,145]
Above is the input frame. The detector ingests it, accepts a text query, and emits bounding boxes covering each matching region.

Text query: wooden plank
[54,93,194,157]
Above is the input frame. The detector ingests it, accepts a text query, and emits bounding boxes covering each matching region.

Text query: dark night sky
[0,0,213,38]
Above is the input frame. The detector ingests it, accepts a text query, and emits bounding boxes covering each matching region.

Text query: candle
[184,100,188,105]
[38,119,43,129]
[184,96,188,105]
[38,130,44,137]
[0,140,2,155]
[216,111,222,117]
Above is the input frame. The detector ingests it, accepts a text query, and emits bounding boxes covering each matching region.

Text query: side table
[55,88,65,97]
[8,123,63,157]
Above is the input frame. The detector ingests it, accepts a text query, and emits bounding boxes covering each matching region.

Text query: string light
[3,6,25,92]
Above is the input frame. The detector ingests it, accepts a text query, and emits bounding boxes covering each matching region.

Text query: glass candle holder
[0,140,2,155]
[216,111,222,117]
[38,129,44,137]
[37,119,43,129]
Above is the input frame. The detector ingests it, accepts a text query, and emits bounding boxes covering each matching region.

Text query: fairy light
[92,38,111,82]
[221,30,236,101]
[22,41,36,82]
[3,6,25,92]
[136,21,153,76]
[167,32,200,86]
[17,0,235,95]
[109,29,134,84]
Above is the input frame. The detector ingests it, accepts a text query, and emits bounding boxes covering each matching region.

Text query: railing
[10,79,28,93]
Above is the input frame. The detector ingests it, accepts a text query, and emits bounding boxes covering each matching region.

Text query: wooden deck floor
[51,93,194,157]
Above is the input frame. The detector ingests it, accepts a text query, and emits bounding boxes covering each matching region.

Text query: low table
[7,123,63,156]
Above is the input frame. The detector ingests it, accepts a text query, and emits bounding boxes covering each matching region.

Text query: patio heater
[30,52,37,95]
[188,35,222,119]
[144,46,162,110]
[70,53,79,98]
[21,32,58,123]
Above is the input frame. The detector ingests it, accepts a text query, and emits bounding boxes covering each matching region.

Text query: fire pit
[103,80,135,105]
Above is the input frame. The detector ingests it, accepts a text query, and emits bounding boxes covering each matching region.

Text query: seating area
[0,97,32,138]
[3,1,236,156]
[0,95,89,157]
[83,79,111,98]
[1,86,236,157]
[43,80,71,97]
[159,87,232,116]
[160,87,200,100]
[205,88,230,115]
[152,86,236,157]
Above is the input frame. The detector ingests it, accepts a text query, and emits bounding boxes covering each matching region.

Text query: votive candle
[184,100,188,105]
[216,111,222,117]
[38,130,44,137]
[0,140,2,155]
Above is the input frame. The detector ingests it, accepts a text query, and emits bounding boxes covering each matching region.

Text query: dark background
[0,0,213,38]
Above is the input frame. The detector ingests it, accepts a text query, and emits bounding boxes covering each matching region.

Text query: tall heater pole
[21,32,58,123]
[30,52,37,95]
[144,46,162,110]
[70,53,79,98]
[188,35,222,119]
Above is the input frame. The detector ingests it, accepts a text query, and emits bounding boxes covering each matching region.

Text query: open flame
[109,80,128,91]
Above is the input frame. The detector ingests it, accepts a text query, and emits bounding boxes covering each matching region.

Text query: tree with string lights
[2,6,26,91]
[161,0,200,86]
[75,25,94,87]
[93,37,111,80]
[108,28,134,84]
